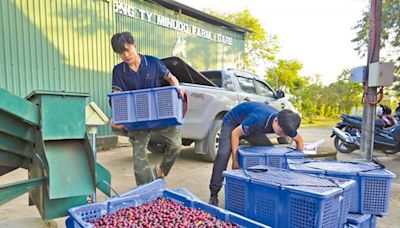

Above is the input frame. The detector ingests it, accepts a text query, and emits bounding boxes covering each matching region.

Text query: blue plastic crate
[223,166,355,228]
[108,86,183,130]
[288,160,396,215]
[112,180,201,201]
[67,189,269,228]
[238,146,304,169]
[171,187,201,201]
[67,201,108,228]
[346,213,377,228]
[117,179,165,198]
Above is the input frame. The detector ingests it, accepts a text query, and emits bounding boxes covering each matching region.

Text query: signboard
[114,2,233,45]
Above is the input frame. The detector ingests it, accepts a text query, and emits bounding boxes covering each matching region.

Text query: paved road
[0,127,399,227]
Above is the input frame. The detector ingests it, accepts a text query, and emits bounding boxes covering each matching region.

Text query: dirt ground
[0,127,399,227]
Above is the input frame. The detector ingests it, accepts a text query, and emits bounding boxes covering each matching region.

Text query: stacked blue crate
[108,86,183,130]
[238,146,304,169]
[223,166,355,228]
[346,213,377,228]
[67,189,269,228]
[287,160,396,215]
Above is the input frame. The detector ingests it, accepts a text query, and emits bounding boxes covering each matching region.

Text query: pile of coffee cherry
[91,198,239,227]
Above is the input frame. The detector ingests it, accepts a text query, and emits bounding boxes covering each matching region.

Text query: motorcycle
[331,114,400,154]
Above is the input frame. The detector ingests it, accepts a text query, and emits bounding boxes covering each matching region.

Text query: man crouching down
[208,102,304,206]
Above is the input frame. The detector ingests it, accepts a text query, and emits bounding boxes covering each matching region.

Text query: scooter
[331,114,400,154]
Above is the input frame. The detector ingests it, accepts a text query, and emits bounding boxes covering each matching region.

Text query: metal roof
[147,0,251,34]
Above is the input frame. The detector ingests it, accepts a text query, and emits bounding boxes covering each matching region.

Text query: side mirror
[276,90,285,99]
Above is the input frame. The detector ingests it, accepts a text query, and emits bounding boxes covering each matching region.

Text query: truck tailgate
[162,57,217,87]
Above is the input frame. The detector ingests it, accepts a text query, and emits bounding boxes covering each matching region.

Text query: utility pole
[360,0,382,160]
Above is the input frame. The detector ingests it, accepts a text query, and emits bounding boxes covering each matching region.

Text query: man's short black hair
[277,109,301,138]
[111,32,135,53]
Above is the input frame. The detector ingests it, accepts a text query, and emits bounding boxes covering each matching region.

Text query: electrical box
[368,62,394,87]
[351,66,366,83]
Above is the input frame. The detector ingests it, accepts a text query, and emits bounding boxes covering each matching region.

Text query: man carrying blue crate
[109,32,184,186]
[208,102,304,206]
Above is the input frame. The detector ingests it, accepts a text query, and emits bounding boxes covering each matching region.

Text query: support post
[360,0,382,160]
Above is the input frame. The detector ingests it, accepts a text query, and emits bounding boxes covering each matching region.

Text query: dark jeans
[209,123,272,197]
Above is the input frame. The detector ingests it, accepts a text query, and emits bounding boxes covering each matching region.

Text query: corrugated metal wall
[115,0,245,70]
[0,0,245,136]
[0,0,114,135]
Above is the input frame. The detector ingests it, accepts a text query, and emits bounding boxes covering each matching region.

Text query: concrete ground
[0,127,399,227]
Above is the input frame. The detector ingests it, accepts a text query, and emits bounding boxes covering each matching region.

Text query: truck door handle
[244,97,250,101]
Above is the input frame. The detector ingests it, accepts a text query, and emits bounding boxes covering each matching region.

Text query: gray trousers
[209,124,272,197]
[112,126,181,186]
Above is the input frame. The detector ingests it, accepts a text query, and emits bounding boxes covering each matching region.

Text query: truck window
[223,74,235,91]
[237,77,257,94]
[201,71,222,87]
[254,80,275,98]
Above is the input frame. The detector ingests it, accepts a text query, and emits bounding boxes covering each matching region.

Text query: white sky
[176,0,369,85]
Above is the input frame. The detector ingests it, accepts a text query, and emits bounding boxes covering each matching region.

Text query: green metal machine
[0,88,111,220]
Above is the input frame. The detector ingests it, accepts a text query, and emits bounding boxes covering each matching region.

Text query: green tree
[324,69,363,115]
[265,59,305,91]
[285,69,363,121]
[352,0,400,97]
[352,0,399,58]
[265,59,312,118]
[296,82,324,122]
[206,9,279,72]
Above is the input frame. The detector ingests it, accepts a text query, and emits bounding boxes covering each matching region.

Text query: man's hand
[165,73,184,97]
[231,126,245,170]
[178,87,185,98]
[292,134,305,151]
[232,161,240,170]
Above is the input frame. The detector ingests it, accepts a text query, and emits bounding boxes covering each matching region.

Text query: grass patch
[301,118,340,129]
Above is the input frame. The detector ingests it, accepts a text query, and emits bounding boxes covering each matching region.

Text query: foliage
[206,9,279,72]
[392,75,400,98]
[265,59,305,91]
[352,0,400,97]
[293,82,324,122]
[301,118,340,129]
[206,7,366,122]
[325,69,364,115]
[290,69,363,122]
[352,0,399,56]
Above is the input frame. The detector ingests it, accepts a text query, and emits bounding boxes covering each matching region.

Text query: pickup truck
[148,57,296,161]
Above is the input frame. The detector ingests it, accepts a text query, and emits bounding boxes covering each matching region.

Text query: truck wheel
[202,119,222,162]
[147,142,166,154]
[278,136,292,144]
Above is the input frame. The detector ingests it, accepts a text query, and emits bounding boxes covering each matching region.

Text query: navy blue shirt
[223,102,279,136]
[112,55,170,91]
